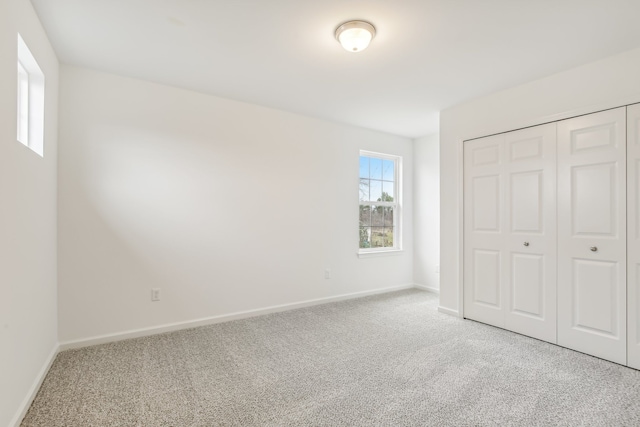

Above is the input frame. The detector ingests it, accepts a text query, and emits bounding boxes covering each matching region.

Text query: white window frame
[17,33,45,157]
[358,150,402,256]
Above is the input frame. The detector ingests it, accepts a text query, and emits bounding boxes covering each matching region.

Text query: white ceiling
[30,0,640,138]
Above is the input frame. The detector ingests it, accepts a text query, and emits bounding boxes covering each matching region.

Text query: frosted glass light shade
[335,21,376,53]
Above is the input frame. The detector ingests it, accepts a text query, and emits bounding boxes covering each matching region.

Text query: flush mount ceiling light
[335,20,376,53]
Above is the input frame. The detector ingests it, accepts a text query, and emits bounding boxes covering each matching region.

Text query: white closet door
[464,124,556,342]
[504,124,557,343]
[464,134,507,328]
[628,103,640,369]
[557,107,627,365]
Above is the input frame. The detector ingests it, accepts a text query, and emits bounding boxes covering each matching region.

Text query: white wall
[0,1,59,426]
[413,133,439,291]
[58,65,414,344]
[440,47,640,315]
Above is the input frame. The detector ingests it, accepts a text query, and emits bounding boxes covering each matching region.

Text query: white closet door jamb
[627,103,640,369]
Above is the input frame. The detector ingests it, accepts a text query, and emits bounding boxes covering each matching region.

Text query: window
[17,34,45,157]
[359,151,401,253]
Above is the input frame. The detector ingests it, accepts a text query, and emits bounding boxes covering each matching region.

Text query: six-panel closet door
[557,107,627,365]
[464,133,505,328]
[463,123,557,343]
[464,105,640,367]
[627,103,640,369]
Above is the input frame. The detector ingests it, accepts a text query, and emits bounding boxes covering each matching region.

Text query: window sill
[357,249,404,258]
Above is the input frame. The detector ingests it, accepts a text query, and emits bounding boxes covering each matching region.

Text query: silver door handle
[523,242,529,247]
[590,246,598,252]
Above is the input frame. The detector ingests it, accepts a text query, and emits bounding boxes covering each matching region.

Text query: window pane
[358,152,401,252]
[383,207,394,227]
[370,157,382,180]
[359,205,371,226]
[359,156,369,178]
[369,179,382,202]
[17,61,29,144]
[359,179,369,202]
[371,227,385,248]
[383,227,394,247]
[382,181,394,201]
[371,205,384,226]
[383,159,394,181]
[359,227,371,248]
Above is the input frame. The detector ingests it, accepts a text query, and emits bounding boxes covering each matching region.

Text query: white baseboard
[413,283,440,294]
[438,305,460,317]
[10,343,59,427]
[59,283,415,351]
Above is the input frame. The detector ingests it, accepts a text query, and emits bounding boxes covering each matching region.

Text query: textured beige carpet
[21,289,640,426]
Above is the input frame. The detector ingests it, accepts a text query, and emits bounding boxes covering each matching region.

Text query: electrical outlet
[435,264,440,274]
[324,268,331,279]
[151,288,161,301]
